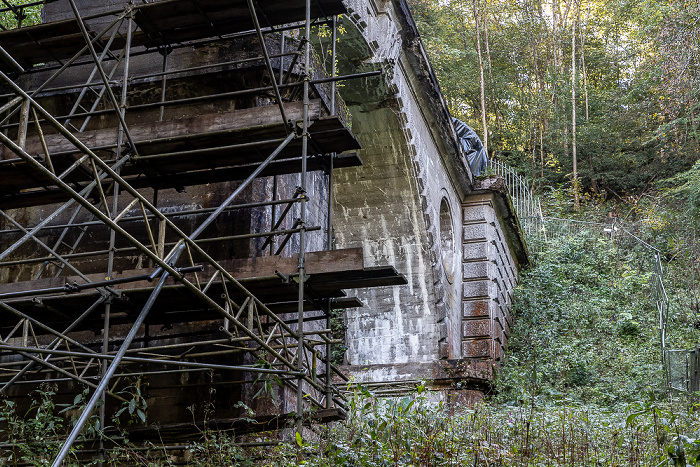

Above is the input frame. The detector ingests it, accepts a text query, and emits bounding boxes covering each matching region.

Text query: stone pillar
[461,193,517,364]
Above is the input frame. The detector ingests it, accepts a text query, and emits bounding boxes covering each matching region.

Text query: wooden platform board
[0,248,407,334]
[0,152,361,209]
[0,101,362,208]
[0,0,346,71]
[133,0,347,47]
[0,18,90,71]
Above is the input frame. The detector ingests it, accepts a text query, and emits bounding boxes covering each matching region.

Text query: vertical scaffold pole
[325,14,338,409]
[297,0,312,439]
[98,10,133,465]
[51,274,170,467]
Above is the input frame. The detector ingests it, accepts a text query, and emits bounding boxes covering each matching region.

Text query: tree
[410,0,698,205]
[571,0,579,211]
[472,0,488,154]
[0,0,41,30]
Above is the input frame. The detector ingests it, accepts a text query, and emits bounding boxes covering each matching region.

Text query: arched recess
[439,197,456,284]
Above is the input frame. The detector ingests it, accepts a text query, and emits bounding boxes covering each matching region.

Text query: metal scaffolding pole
[325,15,338,409]
[0,197,303,236]
[0,1,374,460]
[0,296,107,390]
[51,272,169,466]
[296,0,311,438]
[67,0,140,156]
[247,0,289,132]
[1,70,380,131]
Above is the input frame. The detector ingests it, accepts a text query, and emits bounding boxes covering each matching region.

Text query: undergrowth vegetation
[4,213,699,466]
[498,233,662,406]
[250,386,700,467]
[258,213,699,467]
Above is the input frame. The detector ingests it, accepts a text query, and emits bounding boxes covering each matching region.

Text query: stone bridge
[0,0,527,459]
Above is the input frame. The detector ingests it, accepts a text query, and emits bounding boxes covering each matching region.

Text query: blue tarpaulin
[452,118,488,176]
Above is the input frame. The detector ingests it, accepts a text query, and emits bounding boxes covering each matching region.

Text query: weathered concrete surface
[462,191,526,365]
[333,0,528,391]
[334,0,468,377]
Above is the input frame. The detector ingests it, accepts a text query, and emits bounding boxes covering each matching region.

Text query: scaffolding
[0,0,404,464]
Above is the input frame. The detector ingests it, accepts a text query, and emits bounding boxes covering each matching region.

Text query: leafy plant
[0,384,88,466]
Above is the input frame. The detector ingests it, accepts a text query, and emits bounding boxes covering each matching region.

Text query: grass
[3,203,699,466]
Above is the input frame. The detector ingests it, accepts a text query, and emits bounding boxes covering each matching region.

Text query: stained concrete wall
[334,0,527,388]
[335,0,468,380]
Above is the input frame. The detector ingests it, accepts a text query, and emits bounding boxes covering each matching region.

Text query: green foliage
[0,385,90,466]
[409,0,700,202]
[243,385,700,467]
[0,0,41,29]
[626,392,700,466]
[665,159,700,213]
[496,231,663,405]
[624,193,700,351]
[330,308,347,366]
[187,432,253,467]
[114,381,148,426]
[0,381,158,466]
[10,384,692,466]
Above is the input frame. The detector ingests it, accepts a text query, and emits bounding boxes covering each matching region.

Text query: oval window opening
[439,198,455,283]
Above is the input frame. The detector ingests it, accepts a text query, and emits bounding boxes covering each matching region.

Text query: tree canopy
[409,0,700,204]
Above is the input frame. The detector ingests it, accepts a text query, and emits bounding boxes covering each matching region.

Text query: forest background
[410,0,700,209]
[408,0,700,379]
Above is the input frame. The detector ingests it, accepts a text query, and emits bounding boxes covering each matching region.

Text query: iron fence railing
[667,348,700,392]
[487,158,543,242]
[531,217,610,254]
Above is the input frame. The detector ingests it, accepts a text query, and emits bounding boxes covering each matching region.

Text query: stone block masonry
[462,192,518,365]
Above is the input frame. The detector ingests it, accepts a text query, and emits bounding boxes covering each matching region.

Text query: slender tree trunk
[535,0,547,185]
[552,0,560,68]
[580,0,590,120]
[531,117,538,184]
[552,0,573,117]
[552,0,573,67]
[472,0,488,154]
[483,9,502,132]
[529,2,545,184]
[571,1,579,211]
[540,119,544,180]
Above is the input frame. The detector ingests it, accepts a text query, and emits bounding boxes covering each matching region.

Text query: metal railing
[667,348,700,393]
[487,158,544,242]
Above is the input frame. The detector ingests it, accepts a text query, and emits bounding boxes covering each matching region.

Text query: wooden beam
[0,152,362,209]
[1,101,321,160]
[0,0,347,70]
[0,248,365,296]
